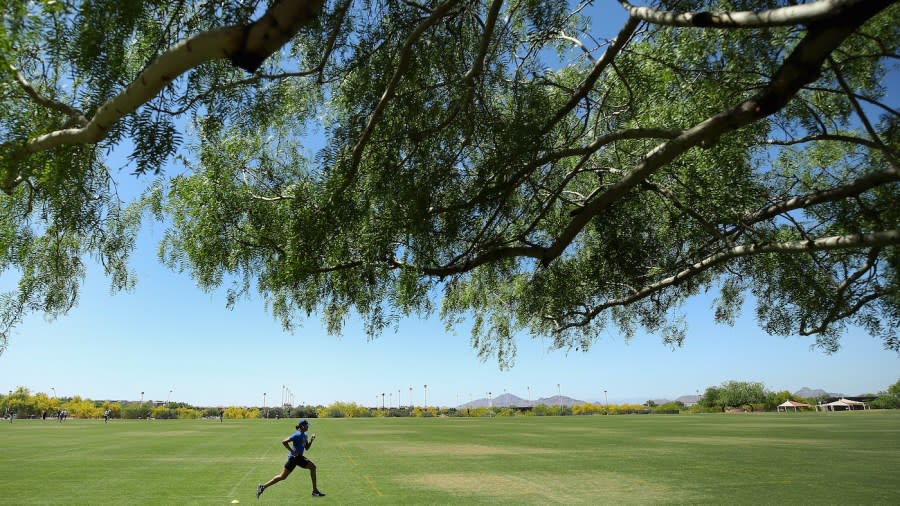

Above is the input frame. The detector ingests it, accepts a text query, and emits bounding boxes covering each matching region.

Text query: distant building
[676,395,700,407]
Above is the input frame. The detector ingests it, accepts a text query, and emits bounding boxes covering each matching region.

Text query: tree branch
[545,0,895,264]
[618,0,873,28]
[799,291,887,336]
[429,127,681,216]
[740,167,900,226]
[227,0,326,73]
[463,0,503,82]
[13,69,88,127]
[541,17,639,135]
[562,229,900,331]
[156,0,352,116]
[828,56,900,167]
[797,246,881,336]
[418,0,892,275]
[10,0,324,182]
[350,0,460,170]
[764,133,884,151]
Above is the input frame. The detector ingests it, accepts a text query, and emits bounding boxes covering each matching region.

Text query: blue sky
[1,2,898,408]
[1,217,897,408]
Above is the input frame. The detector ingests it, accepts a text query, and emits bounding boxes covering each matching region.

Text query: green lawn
[1,411,898,504]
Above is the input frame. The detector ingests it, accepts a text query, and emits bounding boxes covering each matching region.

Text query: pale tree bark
[618,0,880,28]
[3,0,324,193]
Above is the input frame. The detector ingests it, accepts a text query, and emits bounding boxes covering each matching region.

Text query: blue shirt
[288,431,307,457]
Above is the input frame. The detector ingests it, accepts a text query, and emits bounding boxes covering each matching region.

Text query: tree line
[4,379,898,419]
[697,379,900,411]
[0,386,317,420]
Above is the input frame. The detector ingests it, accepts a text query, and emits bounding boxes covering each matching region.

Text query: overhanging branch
[5,0,324,193]
[13,69,88,127]
[618,0,874,28]
[560,229,900,331]
[739,167,900,228]
[350,0,460,171]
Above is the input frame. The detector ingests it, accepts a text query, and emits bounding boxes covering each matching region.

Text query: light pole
[423,385,428,408]
[167,389,173,405]
[51,387,56,399]
[488,391,492,408]
[527,386,531,405]
[382,392,385,410]
[409,386,412,409]
[397,389,400,409]
[604,389,608,415]
[263,392,267,419]
[389,392,392,409]
[557,383,561,416]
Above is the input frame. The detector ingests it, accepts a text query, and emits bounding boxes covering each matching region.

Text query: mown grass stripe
[0,412,897,504]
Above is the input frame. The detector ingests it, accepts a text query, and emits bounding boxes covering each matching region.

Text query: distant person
[104,409,111,423]
[256,419,325,499]
[219,410,224,423]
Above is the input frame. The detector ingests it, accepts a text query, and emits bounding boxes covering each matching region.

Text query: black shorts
[284,454,310,471]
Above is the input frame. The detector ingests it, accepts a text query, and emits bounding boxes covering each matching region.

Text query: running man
[256,419,325,499]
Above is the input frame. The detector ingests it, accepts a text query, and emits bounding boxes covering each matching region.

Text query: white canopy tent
[777,400,811,412]
[816,398,868,412]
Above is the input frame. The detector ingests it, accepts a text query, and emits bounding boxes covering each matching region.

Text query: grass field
[1,411,899,505]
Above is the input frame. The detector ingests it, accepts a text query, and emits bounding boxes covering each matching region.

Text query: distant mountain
[488,393,527,407]
[535,395,584,407]
[794,387,842,399]
[458,393,584,408]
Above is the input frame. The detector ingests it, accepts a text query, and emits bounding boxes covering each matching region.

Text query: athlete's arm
[282,437,294,454]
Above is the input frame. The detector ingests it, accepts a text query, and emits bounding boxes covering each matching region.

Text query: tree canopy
[1,0,898,366]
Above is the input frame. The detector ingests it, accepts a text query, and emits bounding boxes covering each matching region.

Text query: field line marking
[364,475,383,496]
[338,443,382,496]
[227,447,271,498]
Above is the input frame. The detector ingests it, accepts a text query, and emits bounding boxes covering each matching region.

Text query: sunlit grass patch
[1,412,898,504]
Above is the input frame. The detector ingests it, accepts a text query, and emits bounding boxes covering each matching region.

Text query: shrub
[871,378,900,409]
[317,401,369,418]
[177,407,202,419]
[223,407,259,419]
